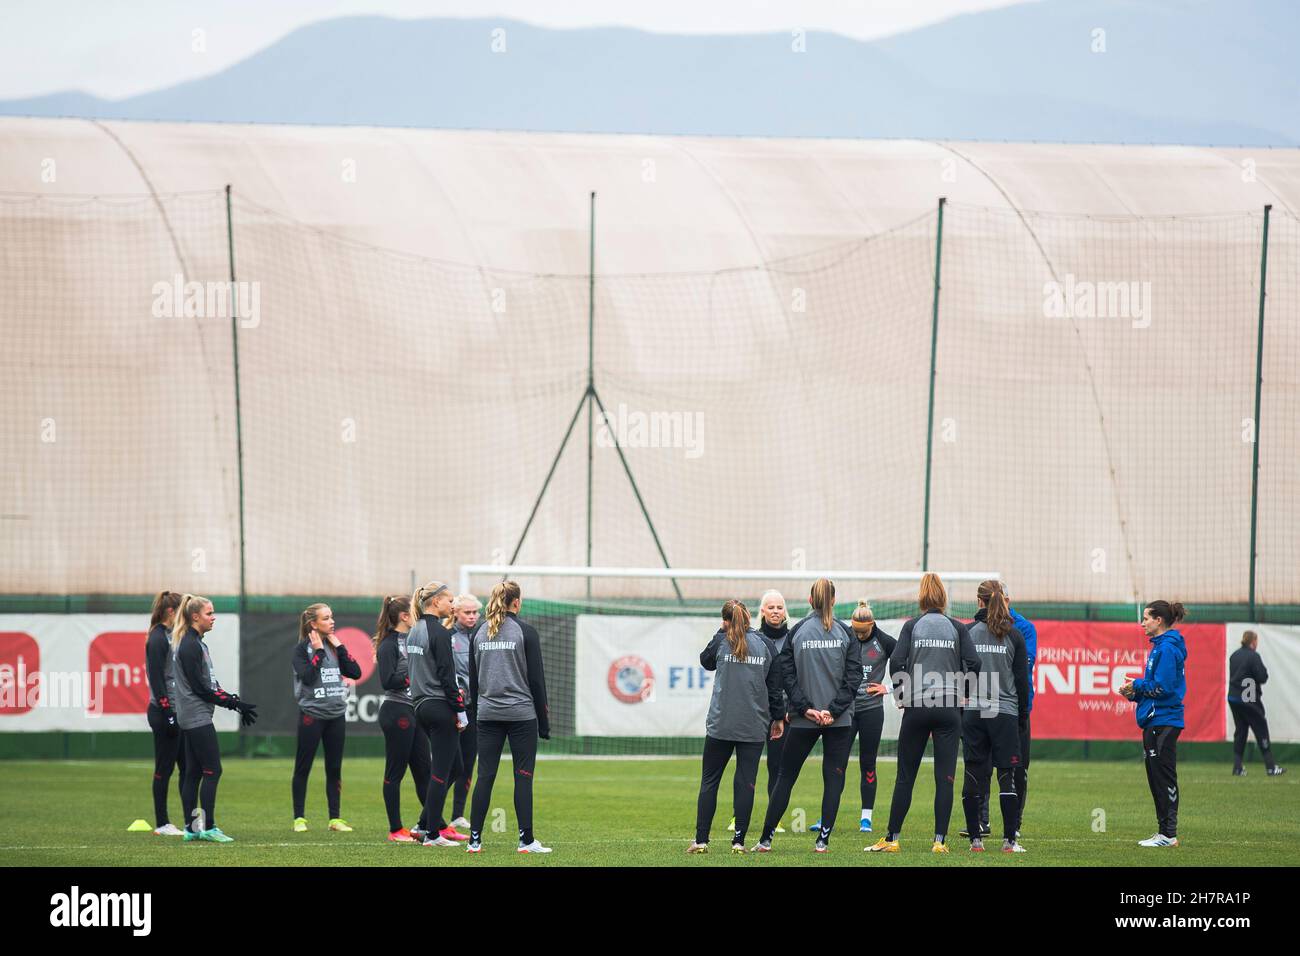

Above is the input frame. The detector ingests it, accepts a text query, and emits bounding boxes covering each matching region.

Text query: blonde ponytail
[851,599,875,636]
[171,593,210,647]
[411,581,449,621]
[486,580,522,638]
[809,578,835,631]
[722,600,750,660]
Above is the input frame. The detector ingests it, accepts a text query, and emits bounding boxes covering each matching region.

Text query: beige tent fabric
[1,118,1296,603]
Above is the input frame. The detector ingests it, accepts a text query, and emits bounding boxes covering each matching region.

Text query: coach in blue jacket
[1119,600,1187,848]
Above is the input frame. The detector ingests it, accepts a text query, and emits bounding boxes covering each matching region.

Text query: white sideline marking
[0,845,93,850]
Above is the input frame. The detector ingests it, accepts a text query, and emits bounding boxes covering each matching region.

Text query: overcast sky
[3,0,1036,100]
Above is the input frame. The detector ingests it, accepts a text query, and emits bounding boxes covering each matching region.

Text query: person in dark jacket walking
[960,580,1030,853]
[688,600,785,854]
[752,578,864,853]
[1119,600,1187,847]
[1228,630,1285,777]
[290,603,361,832]
[467,580,552,854]
[868,572,979,854]
[373,594,430,842]
[172,594,257,842]
[407,580,470,847]
[144,589,185,835]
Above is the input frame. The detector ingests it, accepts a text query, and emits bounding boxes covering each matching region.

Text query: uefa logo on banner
[607,655,655,704]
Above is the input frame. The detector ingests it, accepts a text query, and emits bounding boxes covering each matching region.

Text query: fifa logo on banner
[1042,274,1152,329]
[49,886,152,936]
[151,275,261,329]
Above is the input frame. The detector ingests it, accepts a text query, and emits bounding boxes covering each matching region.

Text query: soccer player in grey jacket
[407,581,470,847]
[757,589,792,803]
[811,600,895,836]
[688,600,785,854]
[753,578,864,853]
[868,573,979,854]
[849,600,896,834]
[960,581,1030,853]
[447,593,482,828]
[144,589,184,835]
[291,603,362,832]
[171,594,256,843]
[466,581,552,854]
[374,593,430,842]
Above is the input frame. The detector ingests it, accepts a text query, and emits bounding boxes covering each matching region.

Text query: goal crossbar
[458,564,1000,596]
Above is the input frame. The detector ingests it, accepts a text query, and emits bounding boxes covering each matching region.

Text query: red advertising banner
[1031,621,1225,742]
[87,631,149,714]
[0,615,239,731]
[0,632,40,715]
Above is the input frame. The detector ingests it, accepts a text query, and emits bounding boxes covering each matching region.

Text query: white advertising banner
[0,615,241,732]
[576,614,905,739]
[1224,624,1300,743]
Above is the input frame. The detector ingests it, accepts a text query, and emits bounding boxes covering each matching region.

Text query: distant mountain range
[3,0,1295,145]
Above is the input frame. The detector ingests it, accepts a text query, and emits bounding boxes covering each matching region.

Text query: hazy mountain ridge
[3,1,1293,145]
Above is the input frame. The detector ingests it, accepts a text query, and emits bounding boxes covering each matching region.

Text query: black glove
[538,725,551,741]
[235,700,258,727]
[158,697,180,738]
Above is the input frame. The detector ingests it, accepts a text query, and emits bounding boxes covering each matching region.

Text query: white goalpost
[459,564,1000,599]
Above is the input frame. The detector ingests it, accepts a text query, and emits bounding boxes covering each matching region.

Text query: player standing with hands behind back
[868,572,979,854]
[1119,600,1187,848]
[752,578,863,854]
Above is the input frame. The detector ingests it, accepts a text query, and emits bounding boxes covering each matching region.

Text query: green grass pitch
[2,757,1294,866]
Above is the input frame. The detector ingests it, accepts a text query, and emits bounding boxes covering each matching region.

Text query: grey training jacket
[701,629,783,742]
[406,617,460,708]
[965,619,1028,718]
[380,631,413,707]
[172,631,219,731]
[889,610,980,709]
[780,615,864,730]
[451,624,473,701]
[471,616,534,722]
[293,641,349,719]
[853,627,896,713]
